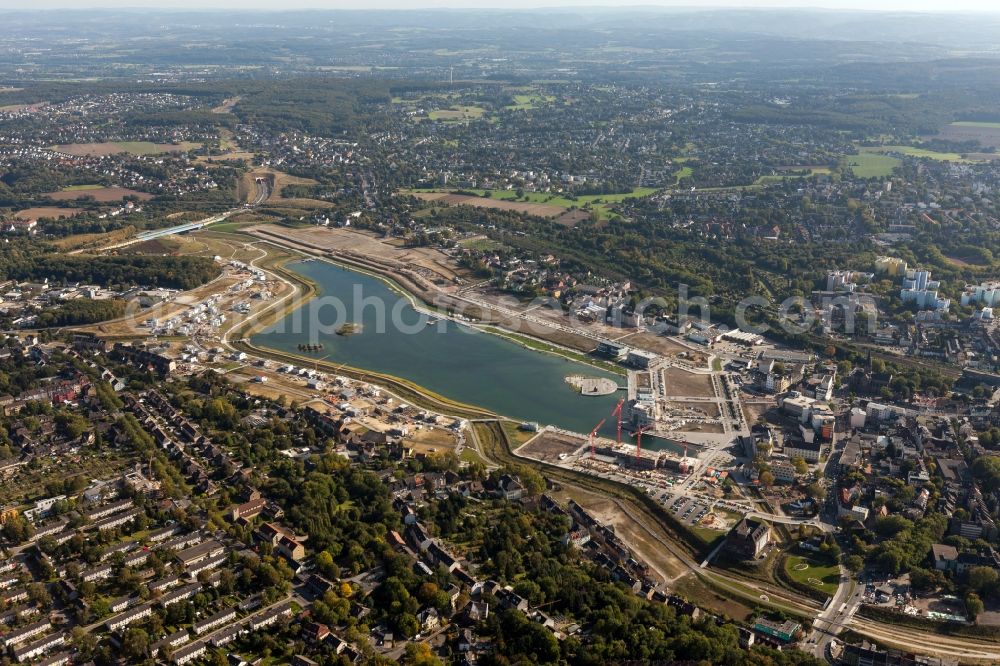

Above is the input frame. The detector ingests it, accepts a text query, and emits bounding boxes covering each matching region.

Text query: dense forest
[32,298,127,328]
[0,249,220,291]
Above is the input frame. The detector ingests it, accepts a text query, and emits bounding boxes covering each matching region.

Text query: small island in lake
[336,323,362,336]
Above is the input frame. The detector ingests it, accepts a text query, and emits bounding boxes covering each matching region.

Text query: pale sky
[2,0,1000,11]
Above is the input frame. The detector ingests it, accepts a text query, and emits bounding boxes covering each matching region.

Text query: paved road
[808,569,859,658]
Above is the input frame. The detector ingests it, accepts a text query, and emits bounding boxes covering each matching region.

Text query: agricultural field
[933,121,1000,148]
[45,185,154,201]
[427,105,486,122]
[14,206,81,219]
[413,191,566,218]
[49,141,202,156]
[843,152,900,178]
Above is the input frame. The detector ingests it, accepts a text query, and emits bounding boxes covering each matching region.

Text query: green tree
[760,470,775,487]
[966,592,985,621]
[967,566,999,597]
[121,627,149,659]
[844,554,864,573]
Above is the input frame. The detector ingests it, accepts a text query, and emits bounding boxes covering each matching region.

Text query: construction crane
[633,424,653,467]
[588,419,606,459]
[611,398,625,445]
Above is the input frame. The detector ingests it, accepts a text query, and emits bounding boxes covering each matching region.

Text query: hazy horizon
[3,1,1000,13]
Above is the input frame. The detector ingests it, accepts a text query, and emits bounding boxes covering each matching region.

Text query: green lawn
[506,92,556,110]
[843,152,900,178]
[460,447,487,465]
[784,553,840,597]
[415,186,657,209]
[209,220,254,234]
[501,420,539,447]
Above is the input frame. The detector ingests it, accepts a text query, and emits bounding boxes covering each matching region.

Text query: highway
[86,172,270,254]
[250,176,271,206]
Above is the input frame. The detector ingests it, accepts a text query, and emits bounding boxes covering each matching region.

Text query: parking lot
[661,493,712,525]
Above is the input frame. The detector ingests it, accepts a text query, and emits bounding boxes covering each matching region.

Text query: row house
[105,603,153,633]
[12,631,64,664]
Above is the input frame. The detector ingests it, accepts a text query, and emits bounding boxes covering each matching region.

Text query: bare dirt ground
[910,595,967,618]
[15,207,81,219]
[515,430,585,462]
[0,102,47,113]
[212,96,241,113]
[661,367,716,397]
[49,142,200,156]
[555,484,688,583]
[45,186,153,202]
[554,209,590,227]
[413,192,565,217]
[670,401,721,418]
[248,224,465,283]
[617,331,706,363]
[52,228,134,252]
[742,400,776,425]
[683,422,726,434]
[405,427,460,455]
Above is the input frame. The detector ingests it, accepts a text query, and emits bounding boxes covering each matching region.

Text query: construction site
[627,359,742,438]
[515,395,701,485]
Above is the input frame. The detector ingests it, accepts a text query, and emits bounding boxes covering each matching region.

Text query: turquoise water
[253,259,631,438]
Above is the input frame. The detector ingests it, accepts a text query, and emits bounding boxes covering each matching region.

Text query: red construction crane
[633,424,653,467]
[588,419,606,459]
[611,398,625,445]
